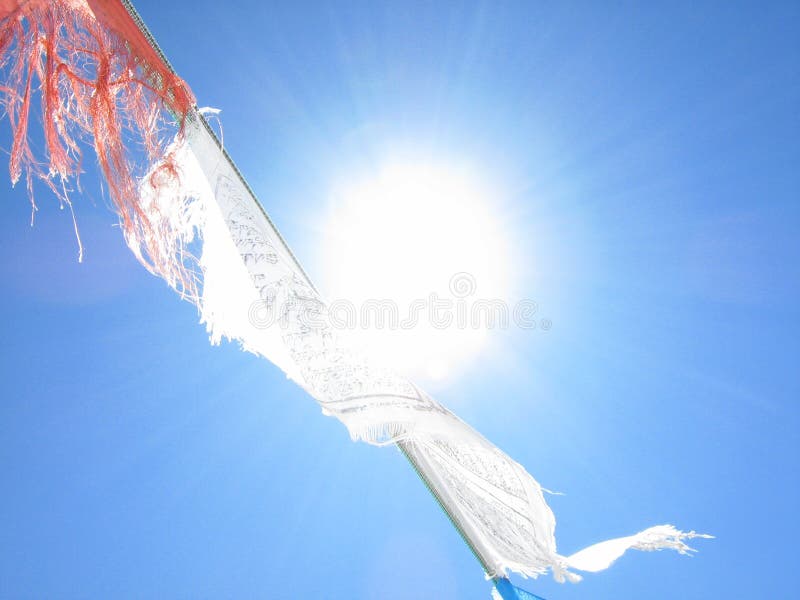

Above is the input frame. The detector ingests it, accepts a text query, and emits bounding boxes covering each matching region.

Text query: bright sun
[320,162,511,383]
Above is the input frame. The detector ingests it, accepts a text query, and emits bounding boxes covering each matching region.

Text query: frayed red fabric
[0,0,196,293]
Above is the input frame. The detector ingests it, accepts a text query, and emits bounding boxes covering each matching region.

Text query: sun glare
[319,162,512,384]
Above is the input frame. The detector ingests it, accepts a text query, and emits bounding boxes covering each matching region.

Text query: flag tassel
[0,0,195,290]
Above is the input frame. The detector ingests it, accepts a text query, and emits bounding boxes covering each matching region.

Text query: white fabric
[135,115,709,581]
[566,525,713,574]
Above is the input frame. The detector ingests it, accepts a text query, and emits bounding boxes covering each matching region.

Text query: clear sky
[1,1,799,598]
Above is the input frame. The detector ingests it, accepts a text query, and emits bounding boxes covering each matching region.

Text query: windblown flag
[0,1,710,597]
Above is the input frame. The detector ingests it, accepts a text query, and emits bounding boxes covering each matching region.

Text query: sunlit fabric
[144,113,711,582]
[0,0,710,586]
[0,0,194,284]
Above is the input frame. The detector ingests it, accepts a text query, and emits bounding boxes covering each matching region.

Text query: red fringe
[0,0,197,294]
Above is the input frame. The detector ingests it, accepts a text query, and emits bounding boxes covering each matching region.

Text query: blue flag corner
[492,577,547,600]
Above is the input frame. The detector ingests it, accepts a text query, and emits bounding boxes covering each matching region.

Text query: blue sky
[1,1,799,598]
